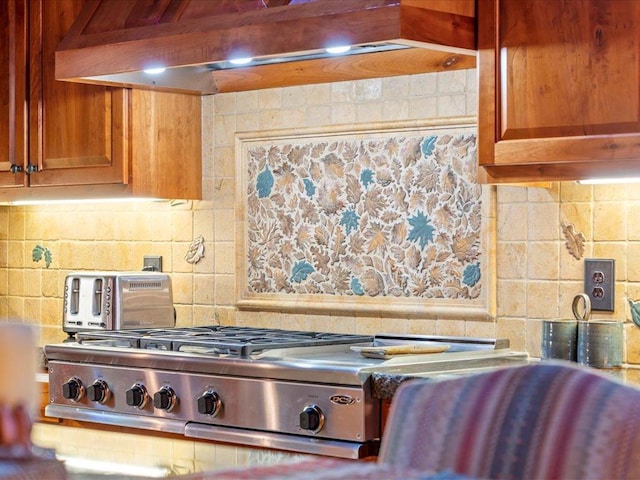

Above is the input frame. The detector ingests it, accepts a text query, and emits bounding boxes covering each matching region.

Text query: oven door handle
[184,422,378,459]
[45,405,186,434]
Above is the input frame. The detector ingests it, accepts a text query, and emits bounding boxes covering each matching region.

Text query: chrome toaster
[63,271,175,335]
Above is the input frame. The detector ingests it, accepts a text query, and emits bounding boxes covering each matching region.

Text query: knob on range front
[125,383,148,409]
[153,386,177,412]
[197,390,222,417]
[62,377,84,401]
[299,404,325,433]
[86,379,110,404]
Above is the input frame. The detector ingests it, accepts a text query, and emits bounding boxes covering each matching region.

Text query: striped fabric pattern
[185,458,473,480]
[379,362,640,479]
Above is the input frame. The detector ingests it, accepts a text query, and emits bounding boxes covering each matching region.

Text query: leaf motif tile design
[246,133,481,299]
[32,244,53,269]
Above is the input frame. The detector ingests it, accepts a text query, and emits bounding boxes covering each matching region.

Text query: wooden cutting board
[350,344,450,359]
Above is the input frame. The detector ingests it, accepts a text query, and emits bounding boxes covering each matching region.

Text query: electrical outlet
[143,255,163,272]
[584,258,614,311]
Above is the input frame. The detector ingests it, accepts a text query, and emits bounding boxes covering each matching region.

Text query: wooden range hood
[56,0,476,95]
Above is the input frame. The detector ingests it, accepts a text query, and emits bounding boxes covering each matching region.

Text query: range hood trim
[74,46,476,95]
[55,0,476,94]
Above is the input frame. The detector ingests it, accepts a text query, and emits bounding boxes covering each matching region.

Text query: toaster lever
[70,278,80,314]
[93,279,103,316]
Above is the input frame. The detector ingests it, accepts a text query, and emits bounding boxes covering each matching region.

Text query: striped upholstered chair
[380,362,640,479]
[197,363,640,479]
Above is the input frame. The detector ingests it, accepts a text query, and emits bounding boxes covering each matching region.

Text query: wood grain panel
[476,0,497,172]
[130,90,202,199]
[71,0,400,44]
[124,0,173,28]
[0,0,28,188]
[55,0,475,93]
[402,0,474,17]
[494,134,640,165]
[57,5,404,79]
[264,0,292,6]
[0,0,201,201]
[401,4,475,50]
[477,0,640,183]
[500,0,640,139]
[121,0,190,28]
[213,48,476,93]
[29,0,125,187]
[482,158,640,184]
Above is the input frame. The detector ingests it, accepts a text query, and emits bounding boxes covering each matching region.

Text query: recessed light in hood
[143,67,167,75]
[55,0,477,95]
[228,57,254,66]
[208,43,408,71]
[326,46,352,55]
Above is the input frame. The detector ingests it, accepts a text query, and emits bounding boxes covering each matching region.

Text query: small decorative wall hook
[185,235,205,264]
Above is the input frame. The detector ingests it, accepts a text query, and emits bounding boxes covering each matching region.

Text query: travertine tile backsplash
[0,68,638,358]
[497,182,640,362]
[6,68,640,473]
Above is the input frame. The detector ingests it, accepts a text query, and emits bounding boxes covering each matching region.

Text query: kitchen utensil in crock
[572,293,591,321]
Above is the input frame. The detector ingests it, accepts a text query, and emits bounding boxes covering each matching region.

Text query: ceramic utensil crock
[574,293,623,368]
[541,320,578,361]
[540,293,590,361]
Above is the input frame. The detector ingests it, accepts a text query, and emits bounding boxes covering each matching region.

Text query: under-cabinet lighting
[207,43,409,70]
[576,177,640,185]
[58,455,170,478]
[6,197,164,206]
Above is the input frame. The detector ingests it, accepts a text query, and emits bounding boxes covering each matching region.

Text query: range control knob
[125,383,148,409]
[299,404,325,433]
[153,386,177,412]
[86,379,110,404]
[197,390,222,417]
[62,377,84,402]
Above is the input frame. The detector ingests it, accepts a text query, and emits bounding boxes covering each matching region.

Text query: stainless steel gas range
[44,326,528,459]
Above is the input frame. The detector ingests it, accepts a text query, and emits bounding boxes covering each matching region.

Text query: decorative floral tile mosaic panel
[236,121,492,319]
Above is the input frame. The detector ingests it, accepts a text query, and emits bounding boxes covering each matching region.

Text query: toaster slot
[70,278,80,315]
[93,279,103,316]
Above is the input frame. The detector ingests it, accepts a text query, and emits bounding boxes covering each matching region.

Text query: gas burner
[76,326,373,358]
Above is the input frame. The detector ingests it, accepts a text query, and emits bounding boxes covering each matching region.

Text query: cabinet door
[0,0,27,188]
[28,0,127,188]
[478,0,640,183]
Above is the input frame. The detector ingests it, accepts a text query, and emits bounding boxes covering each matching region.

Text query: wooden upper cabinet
[478,0,640,183]
[29,0,126,188]
[0,0,28,188]
[0,0,201,201]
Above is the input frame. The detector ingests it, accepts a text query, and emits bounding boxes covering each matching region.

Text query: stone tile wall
[5,68,640,473]
[0,69,485,347]
[496,182,640,362]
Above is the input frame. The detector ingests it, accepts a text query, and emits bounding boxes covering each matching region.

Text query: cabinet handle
[25,164,38,174]
[10,164,23,174]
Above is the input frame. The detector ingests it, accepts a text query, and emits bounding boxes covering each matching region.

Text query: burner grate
[77,326,373,357]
